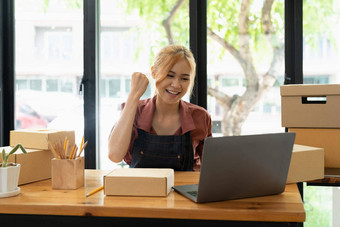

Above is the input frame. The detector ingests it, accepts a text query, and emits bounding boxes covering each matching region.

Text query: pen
[86,185,104,197]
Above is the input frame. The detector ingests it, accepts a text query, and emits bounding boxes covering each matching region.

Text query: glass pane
[46,79,58,92]
[303,1,340,226]
[15,0,84,142]
[207,0,285,136]
[16,80,28,90]
[30,79,42,91]
[108,79,120,98]
[99,0,189,169]
[303,1,340,85]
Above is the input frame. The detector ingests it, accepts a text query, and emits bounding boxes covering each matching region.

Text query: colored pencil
[86,185,104,197]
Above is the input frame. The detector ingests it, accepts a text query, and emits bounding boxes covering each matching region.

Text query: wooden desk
[308,168,340,186]
[0,170,305,226]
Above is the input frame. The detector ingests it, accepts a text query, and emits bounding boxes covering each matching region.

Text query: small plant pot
[0,163,21,196]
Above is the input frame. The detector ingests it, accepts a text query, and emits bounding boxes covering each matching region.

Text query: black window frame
[0,0,303,169]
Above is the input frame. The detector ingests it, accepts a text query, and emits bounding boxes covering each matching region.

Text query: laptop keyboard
[187,190,198,197]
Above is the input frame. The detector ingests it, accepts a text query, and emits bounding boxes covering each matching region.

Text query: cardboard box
[0,146,54,185]
[51,156,84,190]
[104,168,174,197]
[289,128,340,168]
[281,84,340,128]
[286,144,324,184]
[10,129,75,151]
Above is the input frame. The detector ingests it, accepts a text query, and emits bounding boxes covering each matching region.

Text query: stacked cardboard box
[286,144,324,184]
[1,129,75,185]
[280,84,340,182]
[104,168,174,197]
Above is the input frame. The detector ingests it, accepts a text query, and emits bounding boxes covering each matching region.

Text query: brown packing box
[286,144,324,184]
[0,146,53,185]
[10,129,75,151]
[104,168,174,197]
[289,128,340,168]
[280,84,340,128]
[51,156,84,190]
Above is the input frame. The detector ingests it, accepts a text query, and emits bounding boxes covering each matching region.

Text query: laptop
[173,132,295,203]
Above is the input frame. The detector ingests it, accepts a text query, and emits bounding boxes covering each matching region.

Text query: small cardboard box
[51,156,84,190]
[289,128,340,168]
[286,144,324,184]
[104,168,174,197]
[10,129,75,151]
[281,84,340,128]
[0,146,54,185]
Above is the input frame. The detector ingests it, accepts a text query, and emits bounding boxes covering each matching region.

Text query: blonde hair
[152,44,196,96]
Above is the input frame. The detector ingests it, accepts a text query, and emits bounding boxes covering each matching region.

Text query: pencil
[72,145,78,159]
[69,144,76,159]
[79,135,84,151]
[86,185,104,197]
[57,140,64,159]
[77,141,87,157]
[63,137,68,151]
[64,139,69,158]
[48,141,60,159]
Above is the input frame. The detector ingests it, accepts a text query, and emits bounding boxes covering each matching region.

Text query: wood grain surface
[308,168,340,184]
[0,170,305,223]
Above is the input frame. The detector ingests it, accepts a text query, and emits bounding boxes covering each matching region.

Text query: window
[207,0,285,136]
[221,78,239,87]
[46,79,58,92]
[16,80,28,90]
[302,1,340,226]
[99,0,189,169]
[108,79,120,98]
[15,0,84,143]
[35,27,73,63]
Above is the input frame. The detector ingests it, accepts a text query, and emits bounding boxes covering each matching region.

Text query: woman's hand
[130,72,149,100]
[108,72,149,163]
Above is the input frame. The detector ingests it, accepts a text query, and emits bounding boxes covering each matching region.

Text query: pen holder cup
[51,156,84,190]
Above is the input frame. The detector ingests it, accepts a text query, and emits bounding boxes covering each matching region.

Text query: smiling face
[151,45,196,98]
[154,58,191,105]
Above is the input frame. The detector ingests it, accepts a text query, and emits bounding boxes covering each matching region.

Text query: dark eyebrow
[169,70,190,77]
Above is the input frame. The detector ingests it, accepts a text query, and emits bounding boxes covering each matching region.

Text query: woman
[108,44,212,171]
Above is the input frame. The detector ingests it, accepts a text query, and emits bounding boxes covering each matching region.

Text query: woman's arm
[108,72,149,163]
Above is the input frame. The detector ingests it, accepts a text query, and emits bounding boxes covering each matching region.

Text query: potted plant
[0,144,27,197]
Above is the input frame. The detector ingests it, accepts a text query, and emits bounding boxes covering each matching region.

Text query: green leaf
[18,144,28,154]
[8,144,20,156]
[2,149,8,167]
[2,149,5,161]
[1,144,27,168]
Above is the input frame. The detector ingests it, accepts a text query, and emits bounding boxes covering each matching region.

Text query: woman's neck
[152,96,181,135]
[154,96,180,117]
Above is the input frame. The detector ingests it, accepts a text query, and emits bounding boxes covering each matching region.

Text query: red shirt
[123,96,212,171]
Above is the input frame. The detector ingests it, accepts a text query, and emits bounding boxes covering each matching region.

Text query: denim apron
[131,129,194,171]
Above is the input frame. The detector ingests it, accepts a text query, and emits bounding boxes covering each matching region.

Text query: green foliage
[303,183,332,227]
[42,0,83,13]
[303,0,340,52]
[1,144,27,168]
[123,0,189,64]
[208,0,240,49]
[122,0,337,67]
